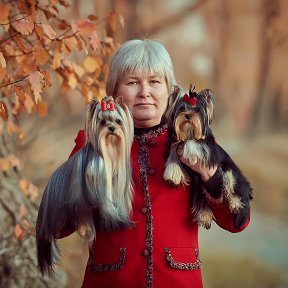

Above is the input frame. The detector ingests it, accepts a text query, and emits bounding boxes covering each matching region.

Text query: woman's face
[116,71,169,128]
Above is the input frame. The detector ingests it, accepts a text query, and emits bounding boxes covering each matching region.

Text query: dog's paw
[228,196,244,214]
[182,140,202,165]
[164,162,187,185]
[195,208,214,229]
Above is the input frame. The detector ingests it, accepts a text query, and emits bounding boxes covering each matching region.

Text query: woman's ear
[115,96,125,109]
[115,96,124,104]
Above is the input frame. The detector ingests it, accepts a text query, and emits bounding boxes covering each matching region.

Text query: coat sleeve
[203,168,251,233]
[57,129,86,239]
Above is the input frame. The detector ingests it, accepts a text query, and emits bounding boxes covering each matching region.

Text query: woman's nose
[138,83,151,97]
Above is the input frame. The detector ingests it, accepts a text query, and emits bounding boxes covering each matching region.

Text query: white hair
[106,39,177,96]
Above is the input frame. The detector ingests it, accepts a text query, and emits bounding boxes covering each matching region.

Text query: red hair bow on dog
[183,94,197,107]
[101,100,115,111]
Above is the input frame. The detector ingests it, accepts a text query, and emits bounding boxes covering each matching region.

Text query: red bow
[101,100,115,111]
[183,94,197,107]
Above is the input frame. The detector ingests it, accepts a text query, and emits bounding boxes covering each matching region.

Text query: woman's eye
[127,81,138,85]
[100,120,106,125]
[116,119,121,125]
[150,80,160,84]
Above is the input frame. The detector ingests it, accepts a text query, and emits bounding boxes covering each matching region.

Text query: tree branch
[0,13,32,25]
[0,32,21,46]
[0,75,29,88]
[142,0,207,35]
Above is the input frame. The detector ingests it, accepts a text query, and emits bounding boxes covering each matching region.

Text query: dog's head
[167,86,214,141]
[85,96,134,157]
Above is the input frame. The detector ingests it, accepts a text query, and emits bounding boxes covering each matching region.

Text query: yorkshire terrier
[164,86,253,229]
[36,96,134,275]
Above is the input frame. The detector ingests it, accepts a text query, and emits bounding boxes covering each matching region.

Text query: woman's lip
[135,103,154,106]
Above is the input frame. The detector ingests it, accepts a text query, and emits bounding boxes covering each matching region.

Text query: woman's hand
[176,143,217,182]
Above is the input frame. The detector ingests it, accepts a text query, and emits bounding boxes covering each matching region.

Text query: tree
[0,1,122,286]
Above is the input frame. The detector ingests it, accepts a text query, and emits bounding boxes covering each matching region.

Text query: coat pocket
[164,247,201,270]
[88,247,126,273]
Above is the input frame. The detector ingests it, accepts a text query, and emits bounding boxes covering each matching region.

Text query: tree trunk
[0,128,65,287]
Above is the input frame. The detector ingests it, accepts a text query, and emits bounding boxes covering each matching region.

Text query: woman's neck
[134,117,166,136]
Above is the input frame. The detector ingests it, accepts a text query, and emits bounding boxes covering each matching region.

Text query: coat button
[140,206,148,214]
[141,249,150,257]
[148,139,157,147]
[148,167,156,176]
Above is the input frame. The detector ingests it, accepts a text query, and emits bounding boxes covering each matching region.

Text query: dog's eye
[194,108,200,112]
[116,119,122,125]
[179,106,185,111]
[100,120,106,125]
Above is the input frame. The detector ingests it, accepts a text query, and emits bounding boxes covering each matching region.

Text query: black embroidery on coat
[135,124,167,288]
[165,248,201,270]
[88,247,126,272]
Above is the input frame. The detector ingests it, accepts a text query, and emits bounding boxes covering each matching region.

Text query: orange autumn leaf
[0,64,6,82]
[28,71,45,103]
[88,14,98,21]
[7,154,21,170]
[0,157,10,172]
[14,35,26,51]
[42,23,56,39]
[84,56,101,73]
[41,70,52,88]
[24,92,35,114]
[50,0,59,5]
[14,224,25,240]
[0,52,6,68]
[118,13,125,28]
[34,46,50,66]
[107,11,117,32]
[67,72,77,88]
[19,203,27,218]
[0,4,10,22]
[71,62,84,78]
[34,24,44,40]
[17,19,34,35]
[89,31,101,51]
[0,101,8,121]
[52,50,61,69]
[36,101,48,117]
[19,179,29,195]
[74,20,96,36]
[14,85,26,105]
[63,36,77,52]
[23,219,34,235]
[7,120,16,135]
[19,179,39,201]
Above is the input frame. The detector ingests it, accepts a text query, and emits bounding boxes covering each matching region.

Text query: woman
[70,39,250,288]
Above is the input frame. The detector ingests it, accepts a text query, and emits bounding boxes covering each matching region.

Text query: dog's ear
[165,85,182,121]
[89,99,99,114]
[200,89,214,124]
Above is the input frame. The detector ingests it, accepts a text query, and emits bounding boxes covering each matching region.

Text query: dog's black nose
[185,114,191,120]
[109,126,115,132]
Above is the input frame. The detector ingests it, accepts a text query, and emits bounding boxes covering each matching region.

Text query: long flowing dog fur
[36,96,134,276]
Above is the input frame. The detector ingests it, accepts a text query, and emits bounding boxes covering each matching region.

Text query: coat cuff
[203,166,223,199]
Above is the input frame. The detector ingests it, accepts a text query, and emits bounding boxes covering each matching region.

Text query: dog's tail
[35,155,81,275]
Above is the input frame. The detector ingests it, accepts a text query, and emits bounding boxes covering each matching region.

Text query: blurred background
[22,0,288,287]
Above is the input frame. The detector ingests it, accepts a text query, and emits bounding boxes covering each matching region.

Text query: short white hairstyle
[106,39,177,96]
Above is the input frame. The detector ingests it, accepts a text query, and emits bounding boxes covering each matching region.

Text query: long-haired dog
[164,86,253,229]
[36,96,134,275]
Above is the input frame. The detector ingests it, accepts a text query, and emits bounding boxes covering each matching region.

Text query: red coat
[69,125,250,288]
